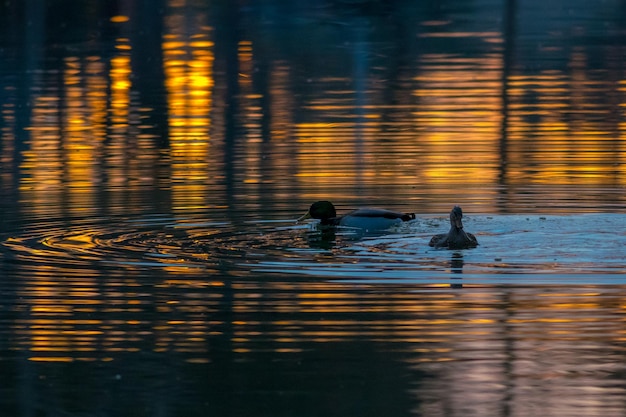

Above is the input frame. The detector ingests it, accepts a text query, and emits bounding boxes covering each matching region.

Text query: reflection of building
[0,3,625,416]
[411,287,626,416]
[0,0,624,217]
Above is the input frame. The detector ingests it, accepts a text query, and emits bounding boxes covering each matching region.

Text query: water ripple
[1,214,625,285]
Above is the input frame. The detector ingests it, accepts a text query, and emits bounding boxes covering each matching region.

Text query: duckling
[429,206,478,249]
[299,200,415,231]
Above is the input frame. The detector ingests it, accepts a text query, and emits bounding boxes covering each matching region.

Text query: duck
[298,200,415,231]
[429,206,478,249]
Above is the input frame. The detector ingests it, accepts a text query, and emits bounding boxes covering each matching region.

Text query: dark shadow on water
[213,1,242,219]
[450,252,464,289]
[4,345,423,417]
[305,228,337,250]
[303,225,408,251]
[497,0,517,213]
[129,0,169,149]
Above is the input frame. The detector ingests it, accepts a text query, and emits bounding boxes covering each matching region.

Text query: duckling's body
[429,206,478,249]
[300,201,415,231]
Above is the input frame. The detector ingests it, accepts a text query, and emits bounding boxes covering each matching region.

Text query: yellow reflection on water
[22,54,108,217]
[61,55,98,199]
[5,11,624,215]
[295,50,504,209]
[505,56,624,188]
[414,54,502,189]
[108,50,131,152]
[163,9,214,212]
[110,15,129,23]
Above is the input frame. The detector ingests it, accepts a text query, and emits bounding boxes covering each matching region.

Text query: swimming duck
[429,206,478,249]
[298,200,415,231]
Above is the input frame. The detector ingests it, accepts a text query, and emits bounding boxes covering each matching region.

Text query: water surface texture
[1,1,626,416]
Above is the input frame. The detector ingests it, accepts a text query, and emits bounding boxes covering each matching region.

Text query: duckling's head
[450,206,464,230]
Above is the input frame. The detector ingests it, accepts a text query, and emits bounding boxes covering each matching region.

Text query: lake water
[1,1,626,416]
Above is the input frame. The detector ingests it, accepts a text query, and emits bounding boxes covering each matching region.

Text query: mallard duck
[298,200,415,231]
[429,206,478,249]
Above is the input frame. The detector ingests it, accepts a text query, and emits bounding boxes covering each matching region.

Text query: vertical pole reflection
[129,0,169,150]
[220,3,240,216]
[352,19,368,198]
[12,0,46,190]
[0,0,40,228]
[209,3,239,412]
[498,0,517,212]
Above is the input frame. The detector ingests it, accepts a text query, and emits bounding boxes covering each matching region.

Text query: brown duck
[429,206,478,249]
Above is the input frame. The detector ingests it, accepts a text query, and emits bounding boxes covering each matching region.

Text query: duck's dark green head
[308,200,337,220]
[298,200,338,223]
[450,206,464,230]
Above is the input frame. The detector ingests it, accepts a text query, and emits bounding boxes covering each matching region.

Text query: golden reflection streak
[110,15,129,23]
[505,55,623,186]
[295,51,503,208]
[225,284,626,350]
[413,55,501,191]
[163,9,213,212]
[418,31,501,38]
[237,40,270,196]
[29,357,75,362]
[62,54,93,198]
[11,276,626,364]
[296,40,625,208]
[106,40,132,191]
[22,51,110,218]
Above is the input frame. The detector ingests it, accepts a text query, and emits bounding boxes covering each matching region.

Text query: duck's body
[429,206,478,249]
[300,201,415,231]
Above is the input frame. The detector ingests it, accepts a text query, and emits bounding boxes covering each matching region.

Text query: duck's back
[347,208,412,219]
[445,230,478,249]
[429,233,448,247]
[339,208,414,231]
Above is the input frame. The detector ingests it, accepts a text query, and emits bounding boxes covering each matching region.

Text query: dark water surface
[1,1,626,416]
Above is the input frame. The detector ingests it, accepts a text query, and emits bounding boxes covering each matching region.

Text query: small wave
[1,214,625,284]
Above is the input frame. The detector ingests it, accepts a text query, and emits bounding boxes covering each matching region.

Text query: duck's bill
[454,218,463,229]
[297,211,312,223]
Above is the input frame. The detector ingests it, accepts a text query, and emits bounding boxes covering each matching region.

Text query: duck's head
[298,201,337,222]
[449,206,464,230]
